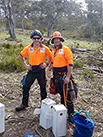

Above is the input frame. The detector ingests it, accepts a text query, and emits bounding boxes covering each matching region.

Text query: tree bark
[22,18,24,32]
[0,6,5,31]
[1,17,5,31]
[47,25,53,37]
[89,20,92,39]
[8,0,16,39]
[4,0,16,39]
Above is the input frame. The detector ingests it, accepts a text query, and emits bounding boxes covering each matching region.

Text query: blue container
[25,132,35,137]
[71,110,95,137]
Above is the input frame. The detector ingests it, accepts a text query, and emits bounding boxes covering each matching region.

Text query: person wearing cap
[47,31,74,123]
[15,29,52,111]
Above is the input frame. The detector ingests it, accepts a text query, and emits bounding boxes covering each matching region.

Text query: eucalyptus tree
[0,5,5,31]
[13,0,31,31]
[30,0,82,36]
[0,0,30,38]
[1,0,16,39]
[60,0,83,30]
[84,0,103,39]
[31,0,69,36]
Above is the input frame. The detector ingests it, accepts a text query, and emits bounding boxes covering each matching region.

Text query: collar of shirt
[53,43,62,49]
[31,42,43,47]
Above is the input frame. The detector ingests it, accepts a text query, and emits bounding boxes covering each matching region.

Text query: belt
[54,71,67,75]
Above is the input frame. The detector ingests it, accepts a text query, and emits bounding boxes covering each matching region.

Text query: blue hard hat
[30,29,43,39]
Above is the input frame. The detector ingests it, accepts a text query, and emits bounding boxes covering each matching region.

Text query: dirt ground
[0,49,103,137]
[0,67,103,137]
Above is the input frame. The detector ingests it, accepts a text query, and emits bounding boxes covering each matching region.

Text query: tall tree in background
[84,0,103,39]
[31,0,68,36]
[0,6,5,31]
[4,0,16,39]
[13,0,31,32]
[0,0,30,38]
[31,0,81,36]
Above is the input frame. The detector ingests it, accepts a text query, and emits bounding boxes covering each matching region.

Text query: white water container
[52,104,67,137]
[0,103,5,133]
[40,98,56,129]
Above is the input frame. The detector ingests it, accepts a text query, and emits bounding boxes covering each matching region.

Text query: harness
[63,81,73,108]
[63,74,74,108]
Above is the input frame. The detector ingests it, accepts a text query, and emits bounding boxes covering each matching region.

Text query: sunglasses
[32,37,40,40]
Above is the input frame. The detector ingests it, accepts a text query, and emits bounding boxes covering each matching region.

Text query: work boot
[68,115,74,124]
[15,104,29,111]
[67,102,74,124]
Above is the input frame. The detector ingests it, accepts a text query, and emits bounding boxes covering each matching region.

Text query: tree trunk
[47,21,55,37]
[7,17,16,39]
[1,17,5,31]
[4,0,16,39]
[22,18,24,32]
[0,6,5,31]
[89,20,92,39]
[8,0,16,39]
[47,26,52,37]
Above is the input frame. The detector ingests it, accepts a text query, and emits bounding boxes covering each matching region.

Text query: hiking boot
[15,104,29,111]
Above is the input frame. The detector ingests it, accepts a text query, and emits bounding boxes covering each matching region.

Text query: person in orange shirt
[47,31,74,123]
[15,29,52,111]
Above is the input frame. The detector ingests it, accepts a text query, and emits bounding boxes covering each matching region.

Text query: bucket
[71,110,94,137]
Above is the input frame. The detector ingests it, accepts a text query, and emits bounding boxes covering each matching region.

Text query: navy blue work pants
[22,69,47,105]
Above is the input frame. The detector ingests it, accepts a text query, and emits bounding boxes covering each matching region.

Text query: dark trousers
[55,79,74,116]
[22,69,47,105]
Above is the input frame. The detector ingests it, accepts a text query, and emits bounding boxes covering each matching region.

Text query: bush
[73,61,84,68]
[5,37,22,43]
[1,43,12,49]
[82,69,95,79]
[0,56,25,72]
[5,37,15,41]
[0,42,27,72]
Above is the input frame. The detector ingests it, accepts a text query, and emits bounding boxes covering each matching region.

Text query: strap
[73,110,93,123]
[63,84,73,108]
[69,79,74,90]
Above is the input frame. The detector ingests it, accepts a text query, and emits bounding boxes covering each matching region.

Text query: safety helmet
[30,29,43,40]
[51,31,64,44]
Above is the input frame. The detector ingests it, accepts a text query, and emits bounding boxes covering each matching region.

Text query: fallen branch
[92,68,103,73]
[88,55,103,61]
[35,127,44,137]
[71,48,95,53]
[99,49,103,55]
[83,66,103,73]
[78,94,89,104]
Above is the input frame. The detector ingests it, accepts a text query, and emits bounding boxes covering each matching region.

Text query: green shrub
[0,56,25,72]
[75,43,80,48]
[0,62,5,70]
[5,37,22,43]
[6,48,14,55]
[82,69,95,79]
[0,42,27,72]
[1,43,12,49]
[73,61,84,68]
[5,37,15,41]
[15,39,22,43]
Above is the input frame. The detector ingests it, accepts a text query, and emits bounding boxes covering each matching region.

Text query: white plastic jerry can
[52,104,67,137]
[0,103,5,133]
[40,98,56,129]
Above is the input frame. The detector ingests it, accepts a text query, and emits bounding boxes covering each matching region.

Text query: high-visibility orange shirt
[51,44,73,68]
[20,43,52,66]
